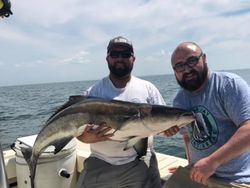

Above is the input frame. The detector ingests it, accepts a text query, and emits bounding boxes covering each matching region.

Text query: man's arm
[190,120,250,185]
[164,127,191,173]
[183,133,191,163]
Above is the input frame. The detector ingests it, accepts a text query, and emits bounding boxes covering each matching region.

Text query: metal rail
[0,144,9,188]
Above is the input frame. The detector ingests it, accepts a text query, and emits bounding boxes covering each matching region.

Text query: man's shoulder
[211,71,248,90]
[84,76,109,96]
[173,88,186,100]
[213,71,242,81]
[90,76,109,88]
[131,76,156,87]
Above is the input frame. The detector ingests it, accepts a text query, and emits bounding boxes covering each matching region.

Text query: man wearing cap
[76,36,165,188]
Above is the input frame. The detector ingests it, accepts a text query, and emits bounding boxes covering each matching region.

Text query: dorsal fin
[46,95,88,123]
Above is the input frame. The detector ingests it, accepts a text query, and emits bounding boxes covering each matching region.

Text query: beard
[108,62,133,78]
[176,63,208,91]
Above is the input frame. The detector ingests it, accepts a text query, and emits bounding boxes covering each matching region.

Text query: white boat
[1,135,188,188]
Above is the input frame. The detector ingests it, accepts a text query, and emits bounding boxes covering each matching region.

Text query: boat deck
[76,141,188,181]
[3,140,188,187]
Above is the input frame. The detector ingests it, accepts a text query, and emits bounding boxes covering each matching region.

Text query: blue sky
[1,0,250,86]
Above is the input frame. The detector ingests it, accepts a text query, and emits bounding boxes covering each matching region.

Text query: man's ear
[132,56,136,62]
[203,53,206,63]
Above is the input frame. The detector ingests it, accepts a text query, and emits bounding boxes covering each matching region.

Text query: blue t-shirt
[173,71,250,183]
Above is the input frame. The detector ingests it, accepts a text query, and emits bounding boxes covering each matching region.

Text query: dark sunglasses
[173,53,203,73]
[109,51,133,59]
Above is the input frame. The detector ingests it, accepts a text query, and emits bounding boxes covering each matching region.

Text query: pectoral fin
[123,136,142,150]
[133,138,148,157]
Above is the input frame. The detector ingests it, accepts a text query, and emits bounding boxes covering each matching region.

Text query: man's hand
[163,125,180,137]
[168,166,179,173]
[77,123,114,143]
[190,157,218,185]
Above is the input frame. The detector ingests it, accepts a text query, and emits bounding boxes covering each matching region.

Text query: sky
[1,0,250,87]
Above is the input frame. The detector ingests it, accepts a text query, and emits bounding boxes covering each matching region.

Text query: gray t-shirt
[173,71,250,183]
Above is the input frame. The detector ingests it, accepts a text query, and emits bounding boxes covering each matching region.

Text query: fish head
[143,105,195,132]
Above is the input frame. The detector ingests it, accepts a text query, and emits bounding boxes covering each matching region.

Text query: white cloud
[0,25,39,45]
[144,49,167,62]
[14,64,22,68]
[1,0,250,86]
[12,0,82,26]
[61,51,90,65]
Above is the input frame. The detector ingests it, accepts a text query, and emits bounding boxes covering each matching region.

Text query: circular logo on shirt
[189,106,219,150]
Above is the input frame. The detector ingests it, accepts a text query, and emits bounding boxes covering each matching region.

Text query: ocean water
[1,69,250,158]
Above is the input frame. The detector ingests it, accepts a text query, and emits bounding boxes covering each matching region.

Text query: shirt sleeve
[173,91,186,109]
[222,76,250,127]
[83,89,90,96]
[147,83,166,105]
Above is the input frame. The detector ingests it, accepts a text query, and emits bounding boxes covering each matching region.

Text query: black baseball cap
[107,36,134,54]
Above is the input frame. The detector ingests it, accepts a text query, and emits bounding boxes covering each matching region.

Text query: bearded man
[169,41,250,186]
[76,36,166,188]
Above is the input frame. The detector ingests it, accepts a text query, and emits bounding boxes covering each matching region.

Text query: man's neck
[109,74,131,88]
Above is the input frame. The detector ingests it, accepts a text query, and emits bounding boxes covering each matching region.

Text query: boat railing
[0,143,10,188]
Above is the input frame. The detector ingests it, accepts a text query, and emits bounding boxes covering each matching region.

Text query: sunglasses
[109,51,133,58]
[173,53,203,73]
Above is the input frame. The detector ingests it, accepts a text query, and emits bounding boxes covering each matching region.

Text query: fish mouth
[180,111,195,117]
[179,111,196,123]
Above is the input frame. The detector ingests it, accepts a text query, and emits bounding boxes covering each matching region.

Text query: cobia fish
[21,95,195,188]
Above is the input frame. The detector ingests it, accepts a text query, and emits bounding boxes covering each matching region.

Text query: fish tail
[21,147,32,165]
[30,167,35,188]
[29,156,38,188]
[21,147,37,188]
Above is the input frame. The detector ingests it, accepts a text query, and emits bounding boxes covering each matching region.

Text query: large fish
[22,95,195,188]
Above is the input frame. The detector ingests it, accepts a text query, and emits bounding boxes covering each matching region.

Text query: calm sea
[1,69,250,158]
